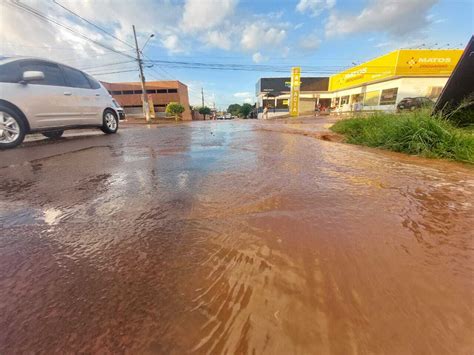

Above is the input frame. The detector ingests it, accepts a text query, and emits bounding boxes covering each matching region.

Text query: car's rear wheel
[0,106,26,149]
[101,109,118,134]
[42,130,64,139]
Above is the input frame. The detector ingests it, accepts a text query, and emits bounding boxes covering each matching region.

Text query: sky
[1,0,473,109]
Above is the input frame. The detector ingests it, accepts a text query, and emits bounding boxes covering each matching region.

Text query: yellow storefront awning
[329,49,463,91]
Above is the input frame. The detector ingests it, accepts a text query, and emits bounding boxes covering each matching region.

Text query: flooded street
[1,120,473,354]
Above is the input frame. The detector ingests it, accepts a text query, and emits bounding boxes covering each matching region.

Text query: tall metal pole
[132,25,150,122]
[201,87,205,107]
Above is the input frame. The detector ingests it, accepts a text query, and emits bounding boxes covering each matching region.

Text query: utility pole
[201,87,205,107]
[132,25,150,122]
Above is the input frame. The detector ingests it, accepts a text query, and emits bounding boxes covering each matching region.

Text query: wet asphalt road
[1,120,473,354]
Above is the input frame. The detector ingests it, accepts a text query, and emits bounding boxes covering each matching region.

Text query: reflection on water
[0,121,473,354]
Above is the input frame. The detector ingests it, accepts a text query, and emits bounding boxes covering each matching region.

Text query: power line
[80,60,137,71]
[52,0,136,50]
[141,59,361,73]
[8,0,136,61]
[90,68,139,76]
[142,53,175,80]
[88,63,153,75]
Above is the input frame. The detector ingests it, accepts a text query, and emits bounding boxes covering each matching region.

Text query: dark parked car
[397,97,434,112]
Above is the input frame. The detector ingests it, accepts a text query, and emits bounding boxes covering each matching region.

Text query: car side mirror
[21,71,45,83]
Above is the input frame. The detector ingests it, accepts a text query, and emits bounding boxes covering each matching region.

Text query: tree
[166,102,185,120]
[199,106,211,120]
[227,104,241,116]
[239,103,253,118]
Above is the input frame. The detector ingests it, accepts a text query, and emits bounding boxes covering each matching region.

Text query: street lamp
[141,34,155,52]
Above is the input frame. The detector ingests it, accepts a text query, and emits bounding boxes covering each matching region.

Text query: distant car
[0,57,122,149]
[397,97,434,112]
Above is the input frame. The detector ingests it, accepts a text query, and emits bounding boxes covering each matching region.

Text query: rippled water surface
[1,121,473,354]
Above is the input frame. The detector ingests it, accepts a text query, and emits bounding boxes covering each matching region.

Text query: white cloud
[241,23,286,51]
[205,31,232,50]
[234,92,252,98]
[57,0,181,47]
[232,92,254,104]
[0,0,130,79]
[161,34,184,53]
[252,52,268,63]
[0,0,183,77]
[325,0,438,37]
[298,33,321,52]
[296,0,336,17]
[182,0,238,32]
[375,41,392,48]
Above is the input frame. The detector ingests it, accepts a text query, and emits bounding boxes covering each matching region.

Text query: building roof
[101,80,186,90]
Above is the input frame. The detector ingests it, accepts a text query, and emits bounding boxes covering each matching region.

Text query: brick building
[102,80,191,120]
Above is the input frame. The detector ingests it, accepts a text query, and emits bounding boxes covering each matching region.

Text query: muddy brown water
[1,121,473,354]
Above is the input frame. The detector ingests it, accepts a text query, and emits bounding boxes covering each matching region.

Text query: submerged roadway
[1,119,473,354]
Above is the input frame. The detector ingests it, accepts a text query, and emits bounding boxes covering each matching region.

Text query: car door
[16,60,79,128]
[61,65,101,125]
[84,73,106,124]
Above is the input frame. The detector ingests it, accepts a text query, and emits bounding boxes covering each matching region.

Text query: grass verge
[330,110,474,164]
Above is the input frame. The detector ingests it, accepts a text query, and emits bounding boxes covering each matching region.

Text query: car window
[85,73,101,89]
[0,61,21,83]
[62,65,92,89]
[19,60,66,86]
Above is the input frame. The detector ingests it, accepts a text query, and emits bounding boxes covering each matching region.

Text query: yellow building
[328,49,463,112]
[256,49,463,117]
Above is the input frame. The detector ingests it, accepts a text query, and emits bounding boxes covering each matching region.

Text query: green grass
[330,110,474,164]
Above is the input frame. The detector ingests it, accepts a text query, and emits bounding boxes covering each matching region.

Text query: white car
[0,57,123,149]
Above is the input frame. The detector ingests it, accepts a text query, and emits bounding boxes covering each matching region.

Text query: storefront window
[380,88,398,105]
[263,99,275,108]
[276,99,288,108]
[341,95,350,105]
[364,90,380,106]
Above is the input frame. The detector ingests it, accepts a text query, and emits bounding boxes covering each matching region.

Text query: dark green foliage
[331,110,474,164]
[198,106,211,119]
[239,103,253,118]
[227,104,241,116]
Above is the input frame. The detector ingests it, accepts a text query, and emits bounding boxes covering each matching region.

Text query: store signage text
[290,67,301,117]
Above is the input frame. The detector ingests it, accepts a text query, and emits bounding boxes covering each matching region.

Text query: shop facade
[255,77,329,118]
[256,49,463,116]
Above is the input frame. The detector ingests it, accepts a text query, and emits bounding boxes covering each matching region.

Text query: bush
[227,104,241,116]
[330,110,474,164]
[166,102,185,119]
[239,103,253,118]
[442,96,474,127]
[198,106,211,120]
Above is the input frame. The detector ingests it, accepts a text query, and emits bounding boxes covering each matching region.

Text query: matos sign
[329,49,462,91]
[396,50,462,75]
